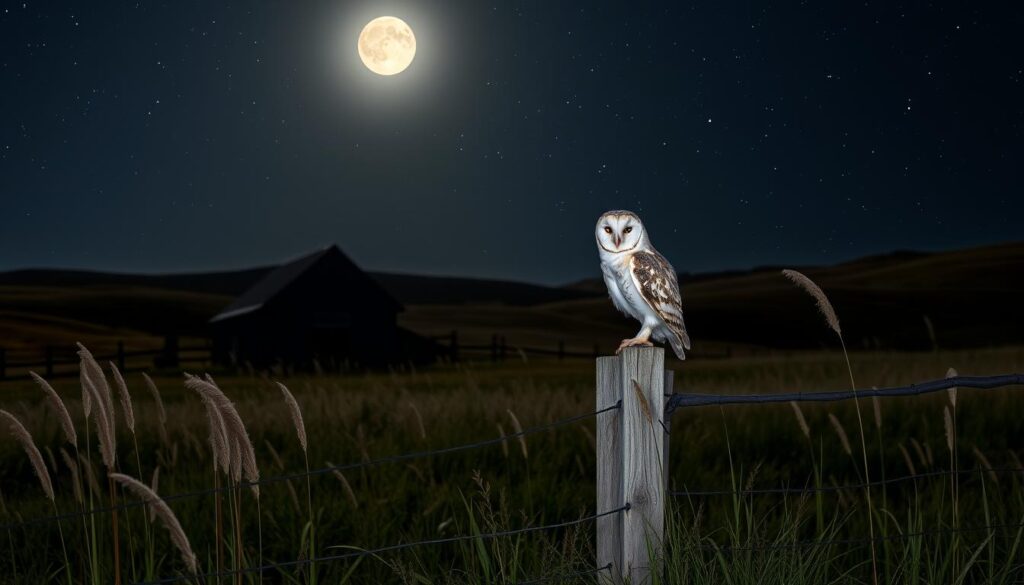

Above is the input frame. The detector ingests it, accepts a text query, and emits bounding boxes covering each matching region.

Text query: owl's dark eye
[624,226,633,234]
[603,226,613,234]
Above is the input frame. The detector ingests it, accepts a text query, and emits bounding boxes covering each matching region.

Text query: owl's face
[596,211,645,254]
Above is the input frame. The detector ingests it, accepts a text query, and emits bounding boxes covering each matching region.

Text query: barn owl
[595,210,692,359]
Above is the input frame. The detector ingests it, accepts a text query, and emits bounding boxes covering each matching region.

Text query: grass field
[0,346,1022,583]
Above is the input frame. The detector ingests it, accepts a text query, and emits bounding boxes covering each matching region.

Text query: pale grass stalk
[0,409,70,583]
[945,403,960,579]
[946,367,959,407]
[0,410,54,500]
[30,372,77,446]
[408,402,427,440]
[276,382,307,452]
[142,373,169,445]
[77,346,116,470]
[110,473,198,574]
[326,462,359,508]
[828,413,852,457]
[495,423,509,458]
[278,381,314,584]
[783,268,876,584]
[60,448,84,504]
[790,401,810,439]
[899,444,917,475]
[871,395,882,429]
[112,362,151,573]
[910,438,929,470]
[109,363,135,434]
[149,467,161,522]
[972,447,998,484]
[944,407,955,453]
[506,410,528,459]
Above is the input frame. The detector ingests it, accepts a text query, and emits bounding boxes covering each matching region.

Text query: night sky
[1,2,1021,285]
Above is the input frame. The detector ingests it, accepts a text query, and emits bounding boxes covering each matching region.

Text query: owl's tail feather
[669,334,688,361]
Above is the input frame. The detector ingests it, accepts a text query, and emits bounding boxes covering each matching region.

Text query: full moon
[357,16,416,76]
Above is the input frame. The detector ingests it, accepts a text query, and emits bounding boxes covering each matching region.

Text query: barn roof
[210,245,401,323]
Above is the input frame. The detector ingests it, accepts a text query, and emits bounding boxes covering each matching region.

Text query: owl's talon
[616,337,653,353]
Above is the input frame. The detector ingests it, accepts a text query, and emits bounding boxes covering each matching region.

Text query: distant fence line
[426,330,732,364]
[0,338,212,381]
[0,332,735,381]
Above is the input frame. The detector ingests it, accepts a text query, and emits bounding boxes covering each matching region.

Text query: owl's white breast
[598,247,638,319]
[600,249,653,322]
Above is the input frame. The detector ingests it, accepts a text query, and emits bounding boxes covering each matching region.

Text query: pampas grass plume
[110,472,197,573]
[110,362,135,434]
[828,413,852,456]
[946,367,958,407]
[506,409,528,459]
[790,401,810,439]
[782,269,841,335]
[277,382,306,453]
[30,372,77,446]
[0,409,54,501]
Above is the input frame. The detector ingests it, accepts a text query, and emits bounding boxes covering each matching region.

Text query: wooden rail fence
[0,338,212,381]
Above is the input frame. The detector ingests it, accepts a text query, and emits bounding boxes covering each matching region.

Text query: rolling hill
[0,241,1021,355]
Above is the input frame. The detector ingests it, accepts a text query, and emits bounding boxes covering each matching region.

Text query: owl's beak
[613,235,622,247]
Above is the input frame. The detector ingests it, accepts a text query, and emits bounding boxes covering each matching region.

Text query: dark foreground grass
[0,347,1021,583]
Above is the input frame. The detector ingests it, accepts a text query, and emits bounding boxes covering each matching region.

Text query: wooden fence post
[596,355,623,583]
[558,341,565,361]
[596,347,667,584]
[45,346,54,378]
[663,370,674,492]
[0,347,5,380]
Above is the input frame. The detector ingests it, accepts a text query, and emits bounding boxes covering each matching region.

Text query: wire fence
[662,371,1024,563]
[670,465,1024,498]
[134,506,629,585]
[692,519,1024,553]
[665,373,1024,413]
[6,370,1023,581]
[0,401,622,532]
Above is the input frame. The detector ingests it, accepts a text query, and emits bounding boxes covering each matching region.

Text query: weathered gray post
[596,355,623,583]
[596,346,668,584]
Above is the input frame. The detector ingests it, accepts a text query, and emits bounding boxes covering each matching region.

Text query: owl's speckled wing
[629,250,692,359]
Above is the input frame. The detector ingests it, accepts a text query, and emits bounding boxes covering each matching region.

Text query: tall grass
[0,347,1020,582]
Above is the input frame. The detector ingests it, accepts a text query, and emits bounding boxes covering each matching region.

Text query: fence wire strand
[671,465,1024,498]
[0,401,621,532]
[694,519,1024,553]
[666,373,1024,414]
[133,506,629,585]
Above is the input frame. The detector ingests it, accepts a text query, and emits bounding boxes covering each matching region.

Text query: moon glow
[357,16,416,76]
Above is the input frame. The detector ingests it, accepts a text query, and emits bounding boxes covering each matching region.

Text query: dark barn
[210,245,433,370]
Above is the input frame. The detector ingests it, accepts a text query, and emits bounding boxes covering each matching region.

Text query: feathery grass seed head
[110,472,197,573]
[109,362,135,434]
[30,372,77,446]
[781,269,841,335]
[506,409,528,459]
[789,401,810,439]
[946,367,958,407]
[277,382,306,453]
[0,410,54,501]
[828,413,852,456]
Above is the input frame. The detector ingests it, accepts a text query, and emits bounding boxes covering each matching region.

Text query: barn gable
[210,245,402,324]
[208,245,421,369]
